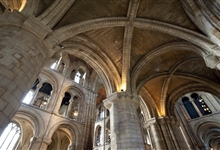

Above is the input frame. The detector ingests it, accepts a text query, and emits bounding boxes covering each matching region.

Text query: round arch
[56,46,119,95]
[196,121,220,149]
[166,83,220,117]
[45,17,219,57]
[46,121,81,148]
[63,86,85,102]
[14,109,45,137]
[40,70,59,90]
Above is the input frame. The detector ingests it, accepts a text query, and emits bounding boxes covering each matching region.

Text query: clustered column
[144,116,189,150]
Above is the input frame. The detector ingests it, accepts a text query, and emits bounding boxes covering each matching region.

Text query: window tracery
[0,122,21,150]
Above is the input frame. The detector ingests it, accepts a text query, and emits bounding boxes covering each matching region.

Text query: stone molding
[103,92,140,109]
[143,116,180,128]
[31,137,52,145]
[37,0,76,28]
[181,0,220,47]
[46,17,219,57]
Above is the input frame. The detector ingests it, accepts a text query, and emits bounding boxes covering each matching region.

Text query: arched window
[59,92,71,116]
[74,69,86,85]
[72,96,79,119]
[191,93,212,115]
[95,126,102,146]
[74,71,81,83]
[182,97,199,119]
[0,122,21,150]
[33,82,52,109]
[106,120,111,143]
[97,107,104,120]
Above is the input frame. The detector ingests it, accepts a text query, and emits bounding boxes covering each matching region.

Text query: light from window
[50,61,57,69]
[0,122,21,150]
[74,71,81,83]
[22,90,34,104]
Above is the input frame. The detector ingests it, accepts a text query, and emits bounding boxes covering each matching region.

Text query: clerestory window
[50,61,57,69]
[74,71,81,83]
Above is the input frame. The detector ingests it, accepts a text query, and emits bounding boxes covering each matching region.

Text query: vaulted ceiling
[2,0,220,117]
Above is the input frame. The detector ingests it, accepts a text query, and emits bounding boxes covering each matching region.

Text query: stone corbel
[103,98,111,110]
[143,117,157,128]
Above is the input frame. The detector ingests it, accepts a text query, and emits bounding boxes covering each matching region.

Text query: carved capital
[103,92,140,110]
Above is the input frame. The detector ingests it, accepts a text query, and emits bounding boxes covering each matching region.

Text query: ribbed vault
[15,0,220,117]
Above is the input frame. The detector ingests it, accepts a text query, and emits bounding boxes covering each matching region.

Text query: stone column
[67,98,74,118]
[144,116,189,150]
[104,92,145,150]
[189,98,203,117]
[62,62,68,76]
[70,69,77,80]
[28,137,52,150]
[83,73,89,87]
[54,56,62,71]
[0,11,51,134]
[31,83,42,105]
[53,92,65,114]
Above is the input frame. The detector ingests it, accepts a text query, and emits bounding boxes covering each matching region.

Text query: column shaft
[0,26,49,134]
[104,92,145,150]
[145,117,189,150]
[67,99,74,118]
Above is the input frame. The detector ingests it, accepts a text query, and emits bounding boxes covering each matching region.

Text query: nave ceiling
[1,0,220,116]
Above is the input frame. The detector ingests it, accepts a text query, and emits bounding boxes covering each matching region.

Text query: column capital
[157,116,180,125]
[103,92,140,109]
[143,117,157,128]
